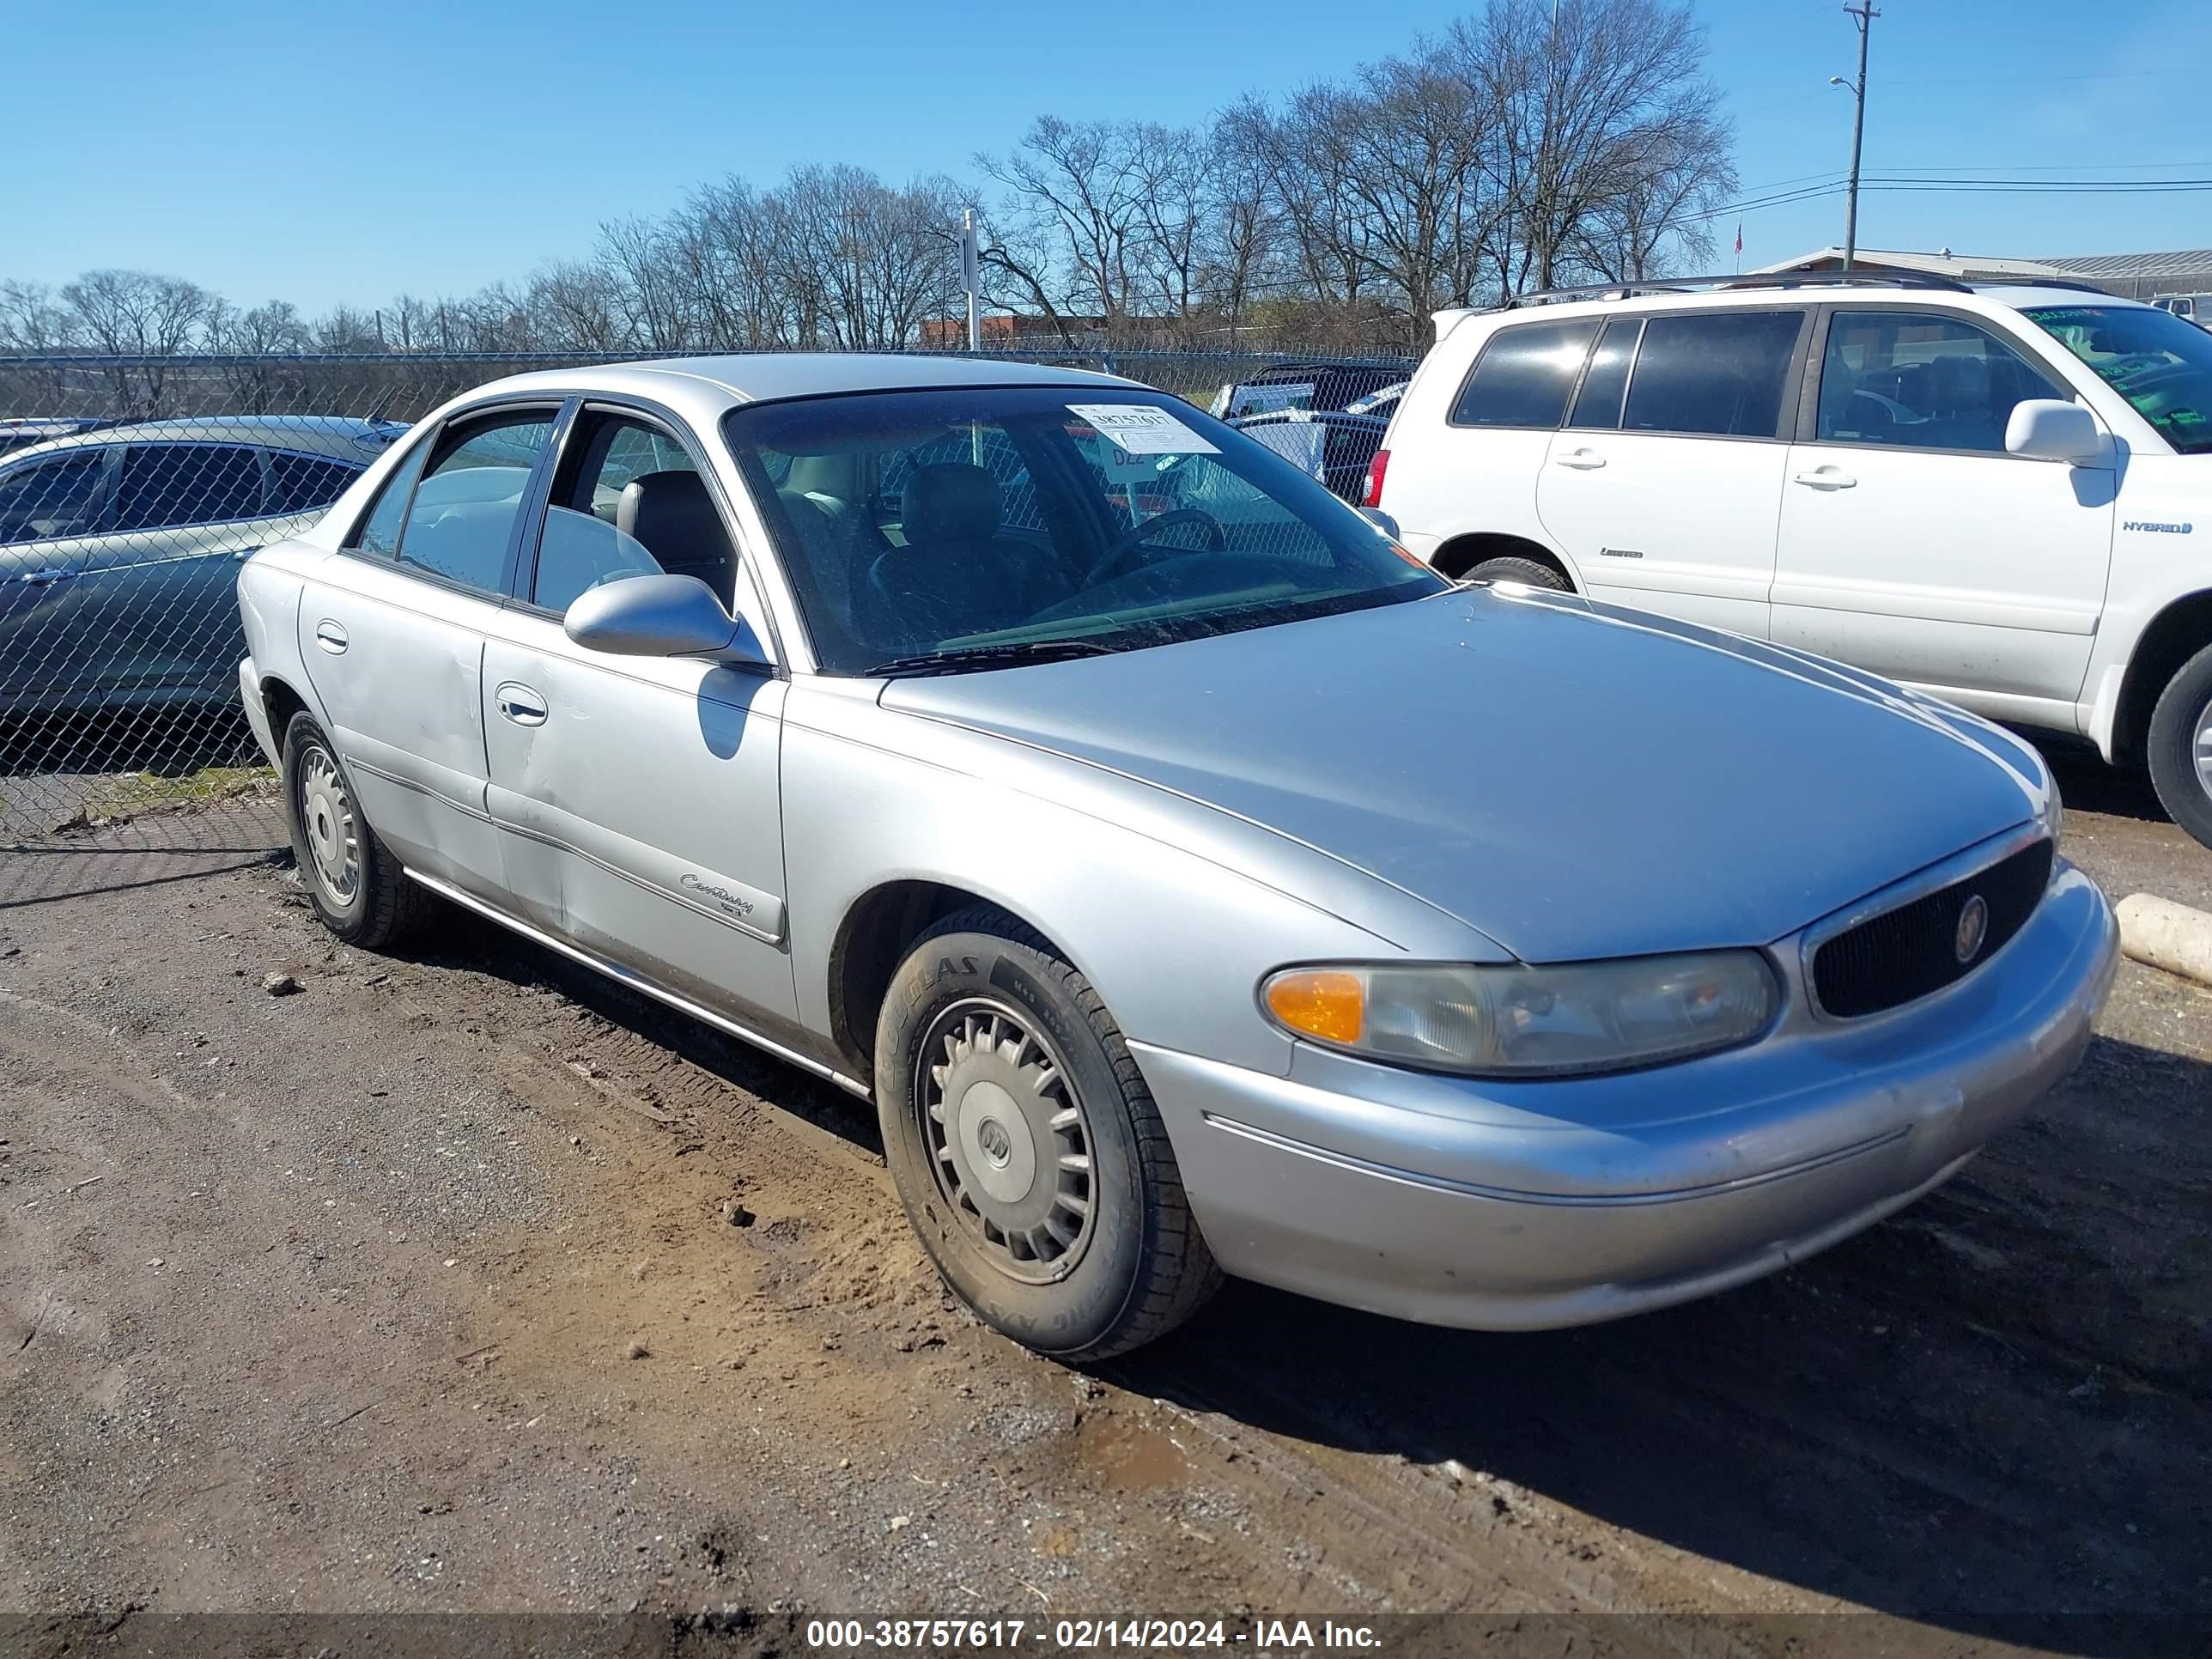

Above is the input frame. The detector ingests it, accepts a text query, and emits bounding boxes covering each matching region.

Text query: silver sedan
[234,356,2118,1358]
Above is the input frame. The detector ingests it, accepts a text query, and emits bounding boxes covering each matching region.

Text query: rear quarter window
[1449,319,1601,428]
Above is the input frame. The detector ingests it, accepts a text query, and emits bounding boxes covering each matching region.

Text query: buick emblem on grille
[1954,893,1990,964]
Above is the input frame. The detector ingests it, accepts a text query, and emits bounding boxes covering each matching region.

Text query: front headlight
[1260,953,1780,1078]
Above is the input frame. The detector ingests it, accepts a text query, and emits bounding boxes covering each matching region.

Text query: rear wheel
[1462,554,1569,592]
[874,907,1220,1359]
[281,711,435,948]
[2145,644,2212,852]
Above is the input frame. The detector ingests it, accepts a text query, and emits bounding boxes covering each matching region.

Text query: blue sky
[8,0,2208,313]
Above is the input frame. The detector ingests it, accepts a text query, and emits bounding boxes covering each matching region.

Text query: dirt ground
[0,744,2206,1659]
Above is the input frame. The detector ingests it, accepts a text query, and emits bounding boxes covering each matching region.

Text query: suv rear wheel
[2145,642,2212,851]
[1462,555,1568,592]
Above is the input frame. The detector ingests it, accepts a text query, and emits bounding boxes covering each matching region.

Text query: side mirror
[1355,505,1401,539]
[2005,399,2103,465]
[563,573,765,667]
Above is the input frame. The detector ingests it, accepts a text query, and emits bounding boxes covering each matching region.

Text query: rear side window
[393,413,555,592]
[112,443,264,532]
[1450,319,1600,428]
[1621,311,1804,438]
[266,451,362,513]
[352,438,431,556]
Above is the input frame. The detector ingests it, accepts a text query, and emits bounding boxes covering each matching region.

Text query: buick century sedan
[235,356,2118,1358]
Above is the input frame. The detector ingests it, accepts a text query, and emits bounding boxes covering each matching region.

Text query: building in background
[1755,246,2212,302]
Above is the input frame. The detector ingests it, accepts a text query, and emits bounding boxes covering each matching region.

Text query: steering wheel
[1080,507,1226,588]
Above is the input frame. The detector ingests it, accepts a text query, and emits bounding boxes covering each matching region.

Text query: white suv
[1369,275,2212,845]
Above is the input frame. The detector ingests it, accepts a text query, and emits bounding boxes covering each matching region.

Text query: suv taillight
[1363,447,1389,507]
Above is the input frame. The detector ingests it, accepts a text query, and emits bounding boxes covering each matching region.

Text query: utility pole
[959,209,981,354]
[1835,2,1878,270]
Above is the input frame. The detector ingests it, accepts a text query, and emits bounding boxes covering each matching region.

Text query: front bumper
[1136,860,2118,1330]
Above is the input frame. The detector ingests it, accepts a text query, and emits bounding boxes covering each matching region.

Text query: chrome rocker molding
[402,866,871,1100]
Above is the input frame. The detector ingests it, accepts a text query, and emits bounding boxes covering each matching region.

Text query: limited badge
[1954,893,1990,964]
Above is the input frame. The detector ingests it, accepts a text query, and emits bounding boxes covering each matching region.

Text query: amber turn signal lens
[1263,969,1365,1044]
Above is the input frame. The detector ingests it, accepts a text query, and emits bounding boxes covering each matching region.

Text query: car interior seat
[617,471,737,608]
[859,462,1054,652]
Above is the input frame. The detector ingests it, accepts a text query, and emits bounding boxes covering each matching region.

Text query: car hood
[879,590,2047,962]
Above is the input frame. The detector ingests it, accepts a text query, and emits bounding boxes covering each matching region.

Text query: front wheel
[2146,643,2212,852]
[874,907,1220,1359]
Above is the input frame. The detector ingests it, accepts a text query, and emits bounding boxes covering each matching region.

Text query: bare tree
[59,269,216,413]
[1456,0,1734,294]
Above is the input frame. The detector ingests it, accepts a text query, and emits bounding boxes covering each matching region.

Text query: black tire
[2146,642,2212,851]
[280,710,436,949]
[1463,554,1570,591]
[874,905,1221,1360]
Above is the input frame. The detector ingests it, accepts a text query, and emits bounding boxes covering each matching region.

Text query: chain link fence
[0,346,1408,899]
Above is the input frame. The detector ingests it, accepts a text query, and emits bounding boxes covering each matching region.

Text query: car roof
[470,351,1137,409]
[0,414,402,466]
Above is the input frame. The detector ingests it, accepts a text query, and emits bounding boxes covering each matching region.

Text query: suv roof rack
[1497,270,2113,308]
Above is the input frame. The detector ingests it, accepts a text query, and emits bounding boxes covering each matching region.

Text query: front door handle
[313,619,349,653]
[17,568,73,587]
[1553,449,1607,471]
[495,682,549,727]
[1791,467,1857,489]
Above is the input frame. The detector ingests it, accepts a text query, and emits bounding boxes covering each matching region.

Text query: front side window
[392,412,555,592]
[2022,303,2212,456]
[1816,311,2065,453]
[728,387,1444,673]
[0,452,107,544]
[1450,319,1601,428]
[112,443,264,532]
[1621,310,1804,438]
[532,412,729,614]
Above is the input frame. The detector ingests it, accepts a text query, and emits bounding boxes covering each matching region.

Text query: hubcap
[916,998,1095,1284]
[297,745,359,905]
[2194,700,2212,799]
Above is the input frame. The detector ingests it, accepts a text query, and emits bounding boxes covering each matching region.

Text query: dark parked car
[1230,408,1390,502]
[0,416,404,722]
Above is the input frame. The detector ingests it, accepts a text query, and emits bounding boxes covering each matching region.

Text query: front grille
[1811,838,2054,1018]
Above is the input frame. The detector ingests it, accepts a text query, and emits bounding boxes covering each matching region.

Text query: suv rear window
[1450,319,1599,428]
[1620,311,1804,439]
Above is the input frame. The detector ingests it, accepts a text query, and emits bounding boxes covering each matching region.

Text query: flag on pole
[1734,222,1743,257]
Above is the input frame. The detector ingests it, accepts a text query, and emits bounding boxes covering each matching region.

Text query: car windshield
[2020,303,2212,455]
[723,386,1443,674]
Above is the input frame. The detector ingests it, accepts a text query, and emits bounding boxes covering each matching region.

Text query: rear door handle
[495,682,548,727]
[17,568,73,587]
[313,620,349,653]
[1553,449,1607,471]
[1791,467,1857,489]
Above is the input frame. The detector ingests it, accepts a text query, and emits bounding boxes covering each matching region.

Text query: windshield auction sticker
[1069,404,1219,455]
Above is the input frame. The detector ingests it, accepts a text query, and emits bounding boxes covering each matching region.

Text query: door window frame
[108,439,275,533]
[339,395,568,602]
[514,393,786,674]
[1790,302,2084,459]
[1594,305,1816,445]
